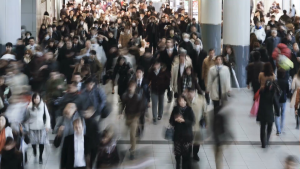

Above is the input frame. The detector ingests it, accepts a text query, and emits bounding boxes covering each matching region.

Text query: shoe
[39,157,43,164]
[129,150,134,160]
[158,116,162,120]
[262,145,266,148]
[193,154,200,161]
[276,132,280,136]
[153,119,157,125]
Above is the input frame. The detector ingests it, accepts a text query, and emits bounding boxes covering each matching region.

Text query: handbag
[199,113,207,128]
[164,125,174,141]
[43,104,46,124]
[250,95,260,117]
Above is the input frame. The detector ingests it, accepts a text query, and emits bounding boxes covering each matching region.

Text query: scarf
[0,128,6,152]
[182,75,193,91]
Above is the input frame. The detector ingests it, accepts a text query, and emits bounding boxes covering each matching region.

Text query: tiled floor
[25,86,299,169]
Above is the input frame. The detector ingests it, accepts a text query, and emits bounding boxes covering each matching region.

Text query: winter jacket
[25,101,51,130]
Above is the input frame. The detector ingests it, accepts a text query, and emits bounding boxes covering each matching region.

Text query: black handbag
[164,125,174,141]
[43,104,46,124]
[199,114,207,128]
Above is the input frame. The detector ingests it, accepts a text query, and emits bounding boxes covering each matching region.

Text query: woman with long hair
[258,62,276,89]
[38,24,47,44]
[25,93,51,164]
[169,95,195,169]
[250,33,258,52]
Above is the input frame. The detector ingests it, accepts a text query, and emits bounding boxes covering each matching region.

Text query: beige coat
[290,75,300,108]
[202,56,215,87]
[170,56,192,93]
[190,94,207,144]
[206,66,231,101]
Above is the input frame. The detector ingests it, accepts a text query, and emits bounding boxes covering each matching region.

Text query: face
[73,75,82,82]
[226,48,232,54]
[85,41,91,48]
[119,59,125,65]
[42,25,46,29]
[167,40,173,48]
[87,82,95,91]
[154,63,161,70]
[29,39,35,45]
[63,103,76,119]
[128,83,137,94]
[33,95,41,105]
[178,97,187,107]
[293,43,299,52]
[67,41,72,48]
[68,84,77,93]
[109,33,114,38]
[136,70,143,79]
[256,22,261,27]
[6,46,12,52]
[271,30,277,37]
[216,57,223,65]
[74,120,83,135]
[209,50,215,57]
[186,68,191,75]
[188,90,195,100]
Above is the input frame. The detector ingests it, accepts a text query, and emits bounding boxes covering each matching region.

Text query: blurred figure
[61,118,91,169]
[96,125,120,168]
[0,76,11,114]
[169,95,195,169]
[121,80,144,160]
[284,155,298,169]
[112,56,132,97]
[24,93,51,164]
[1,137,23,169]
[54,103,86,147]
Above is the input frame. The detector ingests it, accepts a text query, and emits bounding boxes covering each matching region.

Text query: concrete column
[0,0,21,53]
[223,0,250,88]
[282,0,291,12]
[200,0,222,55]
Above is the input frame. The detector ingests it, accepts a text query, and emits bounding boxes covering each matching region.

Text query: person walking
[24,93,51,164]
[275,68,289,135]
[169,95,195,169]
[246,51,264,95]
[256,80,279,148]
[258,63,276,90]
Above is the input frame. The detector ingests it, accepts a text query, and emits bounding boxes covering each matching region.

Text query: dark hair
[209,48,215,52]
[263,63,273,76]
[253,41,260,48]
[0,115,10,128]
[283,10,287,14]
[191,32,198,39]
[224,45,235,56]
[136,67,144,72]
[4,137,14,146]
[277,68,286,79]
[253,51,261,61]
[29,37,35,40]
[215,55,223,61]
[271,15,275,18]
[177,94,190,107]
[85,77,96,84]
[187,87,195,92]
[90,50,96,55]
[5,42,13,47]
[31,93,41,110]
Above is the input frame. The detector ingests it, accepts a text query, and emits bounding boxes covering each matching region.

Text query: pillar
[200,0,222,55]
[282,0,291,12]
[0,0,21,53]
[223,0,250,88]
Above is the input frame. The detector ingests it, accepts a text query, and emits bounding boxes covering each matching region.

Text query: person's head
[169,29,175,36]
[225,45,233,55]
[128,80,137,94]
[41,24,46,30]
[184,66,192,75]
[85,40,91,49]
[73,118,83,135]
[45,52,54,60]
[182,33,190,42]
[108,31,114,38]
[192,18,196,24]
[293,43,299,52]
[283,10,287,15]
[0,115,10,131]
[271,15,276,21]
[286,34,292,41]
[66,40,73,49]
[153,60,161,70]
[26,32,32,38]
[256,21,261,27]
[215,55,223,65]
[73,72,82,83]
[271,29,278,37]
[119,57,126,66]
[90,50,96,59]
[179,48,187,64]
[5,42,13,52]
[85,78,96,91]
[32,92,41,106]
[187,87,196,100]
[68,82,78,93]
[253,51,261,61]
[136,67,144,79]
[166,38,174,48]
[177,95,189,108]
[191,26,197,33]
[263,62,273,76]
[63,103,77,119]
[209,49,215,58]
[285,155,298,169]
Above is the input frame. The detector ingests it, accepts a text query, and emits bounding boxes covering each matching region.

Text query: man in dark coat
[179,33,194,57]
[246,51,264,95]
[146,16,159,54]
[265,29,281,70]
[61,118,91,169]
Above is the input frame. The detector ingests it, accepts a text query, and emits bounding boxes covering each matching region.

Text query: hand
[178,117,185,123]
[39,65,48,71]
[57,126,65,136]
[247,85,250,89]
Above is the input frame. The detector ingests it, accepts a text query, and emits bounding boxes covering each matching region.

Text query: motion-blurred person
[80,78,106,118]
[257,80,280,148]
[0,76,11,114]
[0,115,14,153]
[206,56,231,113]
[82,106,100,168]
[24,93,51,164]
[88,50,102,83]
[96,125,120,168]
[258,63,275,89]
[148,60,171,124]
[186,88,206,161]
[72,73,85,92]
[202,49,216,93]
[0,137,23,169]
[54,103,86,147]
[5,62,29,96]
[169,95,195,169]
[61,118,91,169]
[246,51,264,95]
[284,155,298,169]
[121,80,144,160]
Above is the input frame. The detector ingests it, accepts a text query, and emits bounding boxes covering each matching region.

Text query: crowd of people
[0,0,298,169]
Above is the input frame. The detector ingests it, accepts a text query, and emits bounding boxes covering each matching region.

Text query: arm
[226,68,231,92]
[261,29,266,42]
[206,68,213,92]
[201,60,206,80]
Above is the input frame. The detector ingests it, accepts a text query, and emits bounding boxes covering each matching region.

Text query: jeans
[151,92,165,120]
[260,122,273,147]
[275,103,286,133]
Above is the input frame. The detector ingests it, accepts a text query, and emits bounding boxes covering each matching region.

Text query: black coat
[249,47,269,63]
[146,23,159,43]
[148,68,171,95]
[277,78,289,103]
[137,56,155,79]
[61,134,91,169]
[1,149,23,169]
[85,117,100,149]
[179,41,194,57]
[159,48,178,72]
[257,88,279,123]
[169,106,195,142]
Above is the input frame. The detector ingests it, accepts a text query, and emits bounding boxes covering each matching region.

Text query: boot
[193,145,200,161]
[32,145,37,157]
[296,116,299,129]
[175,155,181,169]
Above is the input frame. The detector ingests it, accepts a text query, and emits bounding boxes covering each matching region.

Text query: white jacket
[251,27,266,42]
[25,101,51,130]
[206,66,231,101]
